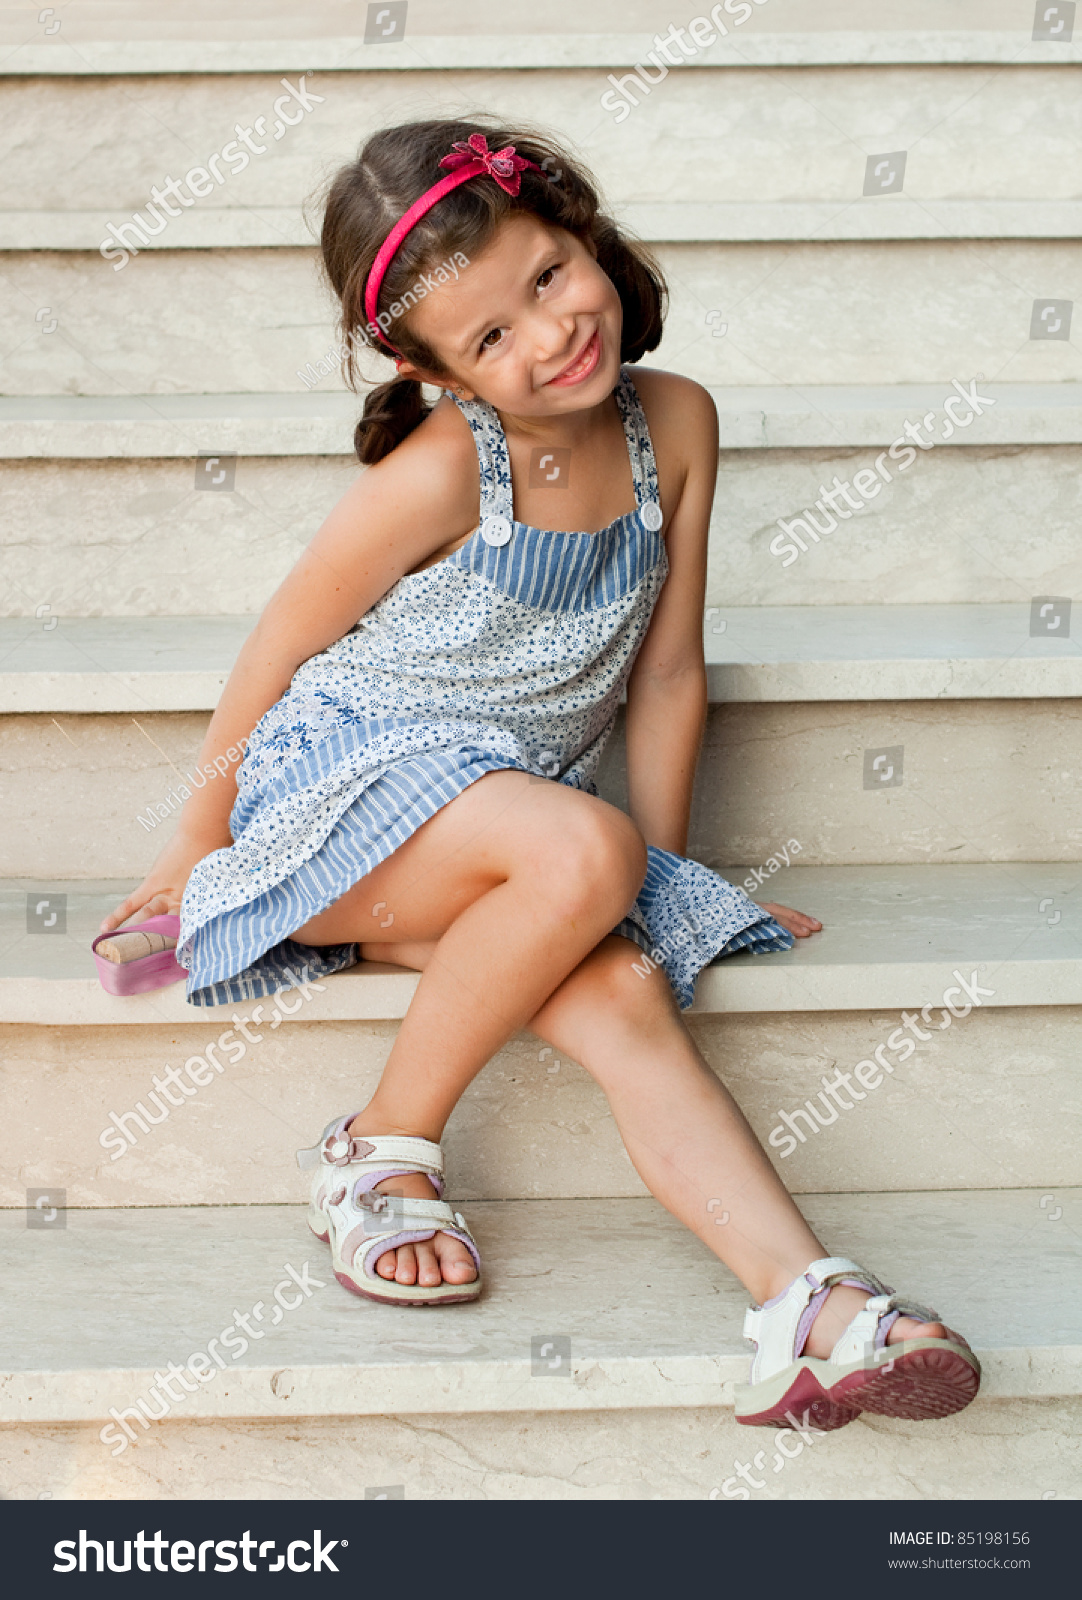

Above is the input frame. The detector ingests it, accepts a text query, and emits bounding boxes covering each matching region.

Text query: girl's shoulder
[372,391,483,537]
[625,365,719,479]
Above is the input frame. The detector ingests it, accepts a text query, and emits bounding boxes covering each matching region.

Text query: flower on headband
[439,132,533,197]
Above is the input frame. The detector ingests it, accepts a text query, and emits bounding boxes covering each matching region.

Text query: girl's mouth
[546,329,601,387]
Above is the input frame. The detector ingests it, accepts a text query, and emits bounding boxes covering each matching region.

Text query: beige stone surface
[3,1397,1078,1500]
[6,607,1082,712]
[621,699,1082,869]
[2,61,1078,216]
[0,1189,1079,1495]
[0,456,353,619]
[0,0,1044,52]
[710,442,1082,607]
[3,1002,1079,1207]
[4,444,1080,616]
[4,698,1080,881]
[5,241,1082,396]
[1,1192,1078,1414]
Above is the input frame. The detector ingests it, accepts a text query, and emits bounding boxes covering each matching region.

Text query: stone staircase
[1,0,1081,1500]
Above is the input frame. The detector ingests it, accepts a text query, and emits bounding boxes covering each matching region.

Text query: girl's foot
[735,1256,980,1430]
[297,1117,482,1305]
[368,1171,479,1288]
[803,1284,958,1358]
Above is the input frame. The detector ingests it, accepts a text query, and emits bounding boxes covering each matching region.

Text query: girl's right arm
[101,401,479,933]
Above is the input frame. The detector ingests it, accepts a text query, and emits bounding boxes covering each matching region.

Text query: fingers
[99,889,177,934]
[759,902,823,939]
[100,887,153,934]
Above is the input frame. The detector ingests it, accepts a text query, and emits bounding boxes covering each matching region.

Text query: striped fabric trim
[186,750,521,1005]
[447,511,664,614]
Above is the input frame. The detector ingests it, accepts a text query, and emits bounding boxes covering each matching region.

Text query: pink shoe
[734,1256,981,1430]
[91,914,188,995]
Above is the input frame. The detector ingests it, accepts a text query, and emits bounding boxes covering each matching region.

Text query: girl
[101,120,979,1431]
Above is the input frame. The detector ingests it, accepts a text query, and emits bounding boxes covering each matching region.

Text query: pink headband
[363,133,539,361]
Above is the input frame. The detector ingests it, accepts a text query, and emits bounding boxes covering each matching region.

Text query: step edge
[2,1345,1077,1424]
[3,32,1082,74]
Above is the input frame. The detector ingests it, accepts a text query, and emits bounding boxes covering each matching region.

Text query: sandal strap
[297,1116,444,1180]
[331,1193,482,1280]
[830,1291,941,1364]
[743,1257,890,1385]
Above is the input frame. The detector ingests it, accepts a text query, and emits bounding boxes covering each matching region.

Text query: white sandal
[734,1255,980,1430]
[297,1115,482,1306]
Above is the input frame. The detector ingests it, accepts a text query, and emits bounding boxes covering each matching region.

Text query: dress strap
[450,393,515,520]
[613,367,662,519]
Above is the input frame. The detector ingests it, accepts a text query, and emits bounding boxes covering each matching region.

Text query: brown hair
[318,117,668,465]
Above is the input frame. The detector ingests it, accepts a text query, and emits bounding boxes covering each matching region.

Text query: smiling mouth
[547,329,601,386]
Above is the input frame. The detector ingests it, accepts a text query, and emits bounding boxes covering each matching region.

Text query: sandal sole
[736,1340,980,1430]
[333,1267,481,1306]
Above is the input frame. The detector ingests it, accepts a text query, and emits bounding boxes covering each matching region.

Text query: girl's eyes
[477,265,561,354]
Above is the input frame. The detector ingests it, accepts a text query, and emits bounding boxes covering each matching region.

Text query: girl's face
[400,212,625,419]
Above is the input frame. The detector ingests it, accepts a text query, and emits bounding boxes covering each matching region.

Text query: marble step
[2,607,1081,714]
[6,686,1080,879]
[4,40,1077,235]
[1,1191,1079,1501]
[4,9,1082,74]
[5,443,1081,617]
[2,386,1081,461]
[9,202,1082,252]
[5,864,1080,1026]
[5,910,1080,1207]
[5,239,1082,399]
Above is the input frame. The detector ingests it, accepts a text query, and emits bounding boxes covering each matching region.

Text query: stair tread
[3,385,1079,457]
[7,200,1082,249]
[4,30,1082,74]
[2,606,1079,711]
[2,1190,1078,1422]
[5,863,1082,1023]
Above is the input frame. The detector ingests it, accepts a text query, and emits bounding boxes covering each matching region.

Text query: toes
[375,1248,398,1280]
[413,1240,443,1287]
[435,1232,477,1284]
[393,1243,418,1285]
[888,1316,953,1346]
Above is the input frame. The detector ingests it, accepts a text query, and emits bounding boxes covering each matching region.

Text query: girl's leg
[292,771,647,1286]
[528,936,957,1356]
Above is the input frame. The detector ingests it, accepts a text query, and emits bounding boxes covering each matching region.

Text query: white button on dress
[480,514,513,547]
[639,499,663,532]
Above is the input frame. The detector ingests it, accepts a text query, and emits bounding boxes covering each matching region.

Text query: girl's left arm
[624,376,717,855]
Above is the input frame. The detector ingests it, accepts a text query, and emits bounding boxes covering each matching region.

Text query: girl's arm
[623,376,716,855]
[102,402,479,932]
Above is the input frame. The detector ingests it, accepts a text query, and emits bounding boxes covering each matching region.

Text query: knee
[586,937,676,1029]
[544,806,647,923]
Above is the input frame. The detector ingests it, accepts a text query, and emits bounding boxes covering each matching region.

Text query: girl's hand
[760,902,823,940]
[99,827,227,934]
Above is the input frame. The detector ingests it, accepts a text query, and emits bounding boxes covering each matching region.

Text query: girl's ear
[394,359,475,402]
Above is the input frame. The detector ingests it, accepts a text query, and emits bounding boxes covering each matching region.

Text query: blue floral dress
[179,368,791,1007]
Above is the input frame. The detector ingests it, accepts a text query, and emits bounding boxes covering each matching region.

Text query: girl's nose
[531,308,579,362]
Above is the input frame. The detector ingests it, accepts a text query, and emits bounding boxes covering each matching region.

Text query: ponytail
[354,376,431,465]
